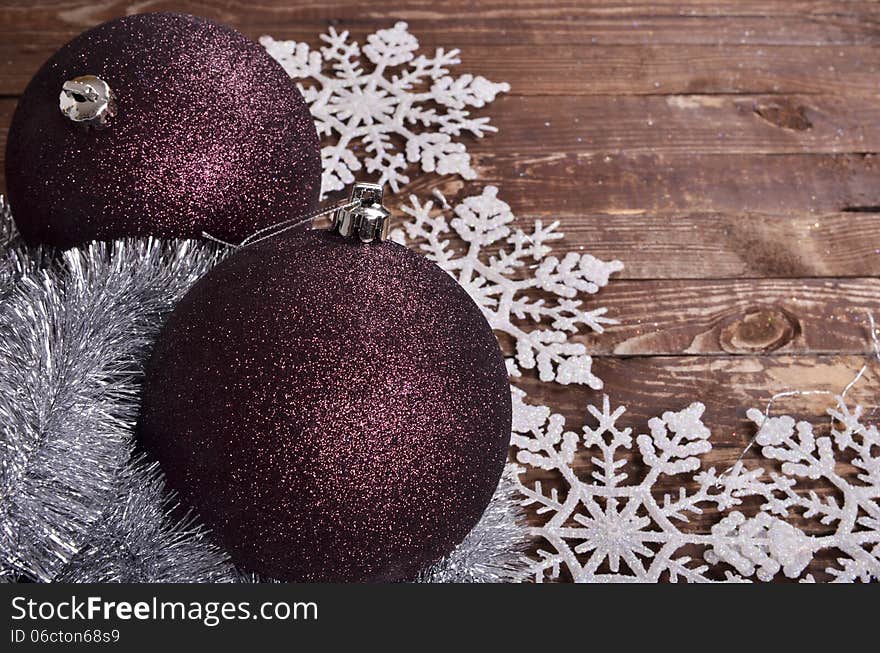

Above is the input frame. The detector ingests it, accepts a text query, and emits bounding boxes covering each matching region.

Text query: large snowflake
[513,389,880,583]
[396,186,622,388]
[261,22,510,197]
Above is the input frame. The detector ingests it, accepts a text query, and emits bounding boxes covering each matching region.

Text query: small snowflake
[396,186,622,388]
[512,390,880,583]
[261,22,510,196]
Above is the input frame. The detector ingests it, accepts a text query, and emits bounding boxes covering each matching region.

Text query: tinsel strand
[0,215,221,581]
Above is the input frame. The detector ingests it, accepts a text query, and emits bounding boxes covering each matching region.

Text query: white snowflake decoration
[513,389,880,582]
[261,22,510,196]
[397,186,622,388]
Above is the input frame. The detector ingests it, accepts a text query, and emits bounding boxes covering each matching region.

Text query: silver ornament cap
[59,75,116,127]
[332,182,391,243]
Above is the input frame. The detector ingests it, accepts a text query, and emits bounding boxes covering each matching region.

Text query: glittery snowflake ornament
[396,186,622,388]
[513,389,880,583]
[261,22,510,196]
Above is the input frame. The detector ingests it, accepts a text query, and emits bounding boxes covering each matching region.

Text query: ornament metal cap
[331,182,391,243]
[59,75,116,128]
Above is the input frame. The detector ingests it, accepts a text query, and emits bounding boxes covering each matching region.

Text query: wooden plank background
[1,1,878,582]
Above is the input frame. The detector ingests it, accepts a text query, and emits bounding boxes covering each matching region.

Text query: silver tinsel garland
[52,459,239,583]
[0,202,529,583]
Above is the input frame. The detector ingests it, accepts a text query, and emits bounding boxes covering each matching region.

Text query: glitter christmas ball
[137,230,512,582]
[5,13,321,248]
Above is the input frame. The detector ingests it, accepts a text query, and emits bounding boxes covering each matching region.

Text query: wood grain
[531,212,880,279]
[468,152,880,218]
[582,278,880,355]
[469,94,880,155]
[3,39,878,96]
[1,0,877,29]
[2,12,878,48]
[1,0,879,582]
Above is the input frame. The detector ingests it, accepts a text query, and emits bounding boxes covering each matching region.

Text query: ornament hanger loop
[59,75,116,128]
[330,183,391,243]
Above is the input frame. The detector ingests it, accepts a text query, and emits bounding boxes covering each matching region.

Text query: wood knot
[753,99,812,131]
[720,308,799,354]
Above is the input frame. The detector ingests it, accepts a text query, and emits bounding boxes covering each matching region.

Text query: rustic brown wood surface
[1,0,878,582]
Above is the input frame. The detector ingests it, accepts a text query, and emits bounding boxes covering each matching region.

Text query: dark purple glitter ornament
[138,230,512,582]
[5,13,321,248]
